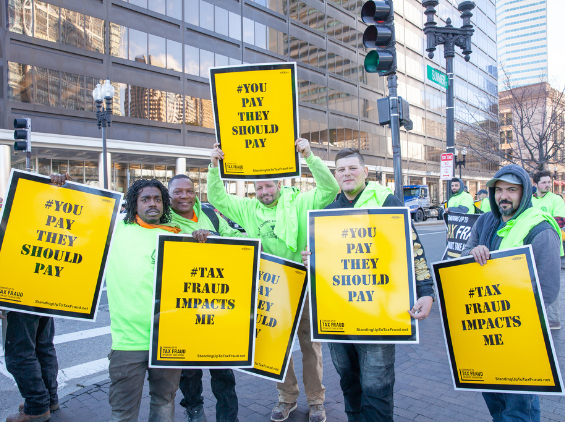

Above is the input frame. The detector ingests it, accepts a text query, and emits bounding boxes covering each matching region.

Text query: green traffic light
[364,50,395,74]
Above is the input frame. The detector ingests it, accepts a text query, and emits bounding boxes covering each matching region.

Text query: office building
[0,0,498,202]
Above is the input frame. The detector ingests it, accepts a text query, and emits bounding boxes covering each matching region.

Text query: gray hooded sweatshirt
[461,164,560,304]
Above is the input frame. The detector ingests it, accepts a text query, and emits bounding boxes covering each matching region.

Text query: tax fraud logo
[459,368,484,382]
[159,346,187,359]
[225,163,244,173]
[0,286,24,303]
[320,320,345,333]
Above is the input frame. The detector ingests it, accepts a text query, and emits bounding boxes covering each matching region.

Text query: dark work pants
[179,369,239,422]
[328,343,395,422]
[5,312,59,416]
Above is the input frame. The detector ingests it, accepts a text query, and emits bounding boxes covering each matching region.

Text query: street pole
[102,125,108,190]
[388,75,403,203]
[422,0,475,205]
[446,54,455,203]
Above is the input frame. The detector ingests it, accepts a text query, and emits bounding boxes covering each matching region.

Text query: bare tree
[457,68,565,175]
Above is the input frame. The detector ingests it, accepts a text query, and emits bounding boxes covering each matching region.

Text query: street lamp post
[92,80,115,190]
[422,0,475,204]
[455,147,467,179]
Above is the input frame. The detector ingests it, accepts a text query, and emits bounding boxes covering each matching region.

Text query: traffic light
[13,118,31,152]
[361,0,396,76]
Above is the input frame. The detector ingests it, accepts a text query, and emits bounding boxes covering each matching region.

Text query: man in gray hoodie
[461,164,561,421]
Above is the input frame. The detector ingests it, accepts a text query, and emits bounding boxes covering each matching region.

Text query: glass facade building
[1,0,498,201]
[497,0,548,89]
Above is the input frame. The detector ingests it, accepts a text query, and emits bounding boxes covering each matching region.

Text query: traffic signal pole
[387,75,403,203]
[446,54,454,204]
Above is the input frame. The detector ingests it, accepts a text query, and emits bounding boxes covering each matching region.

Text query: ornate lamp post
[455,147,467,179]
[422,0,475,202]
[92,80,115,189]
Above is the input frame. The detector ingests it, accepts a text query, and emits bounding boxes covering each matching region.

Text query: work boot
[185,407,207,422]
[18,404,59,413]
[271,402,297,421]
[6,410,50,422]
[309,404,326,422]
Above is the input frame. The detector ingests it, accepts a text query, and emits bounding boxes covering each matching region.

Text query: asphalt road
[0,223,447,420]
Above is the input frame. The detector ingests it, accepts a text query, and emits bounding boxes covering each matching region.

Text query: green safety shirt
[498,207,564,256]
[532,192,565,218]
[447,191,475,214]
[354,181,393,208]
[106,221,172,351]
[165,197,246,238]
[480,197,491,213]
[207,153,339,263]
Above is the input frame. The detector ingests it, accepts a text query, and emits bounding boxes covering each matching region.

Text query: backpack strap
[201,206,221,234]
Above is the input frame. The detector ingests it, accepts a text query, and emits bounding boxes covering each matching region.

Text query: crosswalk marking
[53,326,111,345]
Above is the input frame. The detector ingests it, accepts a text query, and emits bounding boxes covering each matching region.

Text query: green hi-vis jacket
[106,222,171,351]
[447,191,475,214]
[207,153,340,263]
[498,207,564,256]
[480,197,491,213]
[354,181,393,208]
[165,197,245,238]
[532,192,565,218]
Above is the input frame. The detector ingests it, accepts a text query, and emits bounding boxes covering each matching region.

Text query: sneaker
[271,402,297,421]
[550,322,561,330]
[309,404,326,422]
[185,407,207,422]
[18,403,59,413]
[6,410,51,422]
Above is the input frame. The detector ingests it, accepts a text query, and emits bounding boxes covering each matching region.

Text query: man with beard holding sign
[461,164,562,421]
[208,138,339,422]
[301,148,434,422]
[164,173,245,422]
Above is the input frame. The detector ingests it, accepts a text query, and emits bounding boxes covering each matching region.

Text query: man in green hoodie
[164,174,244,422]
[208,138,340,422]
[447,178,475,214]
[301,148,434,422]
[105,179,183,422]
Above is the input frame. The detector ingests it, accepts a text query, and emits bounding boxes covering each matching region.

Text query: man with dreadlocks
[105,178,183,422]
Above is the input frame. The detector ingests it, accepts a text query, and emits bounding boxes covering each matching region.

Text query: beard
[498,201,517,217]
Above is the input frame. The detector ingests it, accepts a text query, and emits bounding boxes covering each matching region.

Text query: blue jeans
[482,392,540,422]
[4,312,58,416]
[328,343,395,422]
[179,369,239,422]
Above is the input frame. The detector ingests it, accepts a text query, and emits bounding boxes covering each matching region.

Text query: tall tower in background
[497,0,548,90]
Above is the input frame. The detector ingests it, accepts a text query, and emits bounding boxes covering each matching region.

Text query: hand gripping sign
[241,253,308,382]
[432,246,564,394]
[209,62,300,180]
[0,170,122,320]
[150,235,261,368]
[442,212,480,260]
[308,208,418,343]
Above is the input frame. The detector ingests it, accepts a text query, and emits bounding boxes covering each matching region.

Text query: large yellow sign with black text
[150,235,260,368]
[241,253,308,382]
[432,246,564,394]
[308,208,417,343]
[0,170,122,320]
[210,63,299,180]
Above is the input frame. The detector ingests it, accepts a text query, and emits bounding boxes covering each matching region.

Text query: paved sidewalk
[38,282,565,422]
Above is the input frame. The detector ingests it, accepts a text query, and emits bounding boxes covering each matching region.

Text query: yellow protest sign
[308,208,417,343]
[432,246,564,394]
[150,235,260,368]
[0,170,122,320]
[209,63,300,180]
[241,253,308,382]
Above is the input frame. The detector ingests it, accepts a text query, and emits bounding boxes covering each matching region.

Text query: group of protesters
[1,138,563,422]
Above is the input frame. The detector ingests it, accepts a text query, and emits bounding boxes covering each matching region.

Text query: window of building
[167,39,183,72]
[35,67,60,107]
[129,28,148,63]
[148,34,167,68]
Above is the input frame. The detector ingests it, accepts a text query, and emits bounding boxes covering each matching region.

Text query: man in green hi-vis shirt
[208,138,340,422]
[447,178,475,214]
[164,174,245,422]
[105,179,183,422]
